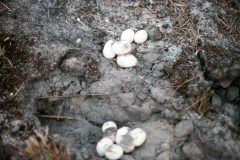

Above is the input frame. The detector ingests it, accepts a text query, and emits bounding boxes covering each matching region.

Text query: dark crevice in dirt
[200,44,240,83]
[210,0,240,44]
[165,47,209,97]
[59,49,100,83]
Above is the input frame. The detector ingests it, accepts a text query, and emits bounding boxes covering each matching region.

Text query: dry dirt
[0,0,240,160]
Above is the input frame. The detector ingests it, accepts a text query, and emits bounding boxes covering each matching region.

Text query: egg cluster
[96,121,147,160]
[103,29,148,68]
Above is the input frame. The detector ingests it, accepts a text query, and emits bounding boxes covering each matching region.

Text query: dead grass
[170,0,201,52]
[168,1,221,116]
[0,1,11,14]
[211,0,240,44]
[173,76,199,91]
[183,87,213,117]
[18,128,74,160]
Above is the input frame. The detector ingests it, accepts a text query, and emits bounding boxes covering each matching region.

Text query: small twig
[97,13,101,23]
[36,93,117,100]
[13,82,24,98]
[180,18,191,28]
[183,95,208,112]
[174,76,199,90]
[36,114,77,120]
[215,15,228,28]
[0,1,11,11]
[4,37,9,41]
[173,2,186,7]
[77,18,88,27]
[5,57,13,67]
[146,6,156,14]
[173,27,187,33]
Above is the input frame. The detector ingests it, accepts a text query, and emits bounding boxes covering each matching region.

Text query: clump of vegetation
[17,128,75,160]
[186,87,213,116]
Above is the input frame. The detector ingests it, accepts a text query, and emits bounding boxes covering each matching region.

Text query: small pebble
[174,120,194,137]
[148,26,162,41]
[122,155,135,160]
[226,86,239,101]
[211,94,222,107]
[157,151,171,160]
[182,142,203,158]
[76,38,81,44]
[161,143,171,151]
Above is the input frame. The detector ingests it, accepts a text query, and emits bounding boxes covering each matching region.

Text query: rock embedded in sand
[121,29,135,43]
[117,54,138,68]
[182,142,203,158]
[134,30,148,44]
[174,120,194,137]
[160,143,171,151]
[226,86,239,101]
[148,26,162,41]
[76,38,81,44]
[157,151,171,160]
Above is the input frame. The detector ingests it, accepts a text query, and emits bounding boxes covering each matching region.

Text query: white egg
[129,128,147,147]
[102,121,117,132]
[116,54,138,68]
[103,127,117,142]
[133,30,148,44]
[96,137,113,157]
[103,40,116,59]
[111,41,132,55]
[121,29,135,43]
[116,126,131,144]
[105,144,123,160]
[119,134,135,153]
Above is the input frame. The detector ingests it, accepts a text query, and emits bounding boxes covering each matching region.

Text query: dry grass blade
[36,114,77,120]
[0,45,13,67]
[0,1,12,11]
[174,76,199,91]
[171,0,200,52]
[12,82,24,98]
[22,128,74,160]
[36,93,117,101]
[183,87,212,116]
